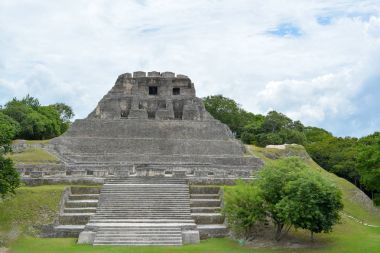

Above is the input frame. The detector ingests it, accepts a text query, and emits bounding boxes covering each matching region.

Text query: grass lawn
[0,185,65,245]
[6,148,59,164]
[12,140,51,145]
[8,219,380,253]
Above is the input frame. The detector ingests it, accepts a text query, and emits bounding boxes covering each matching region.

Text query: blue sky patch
[316,16,332,25]
[267,23,302,37]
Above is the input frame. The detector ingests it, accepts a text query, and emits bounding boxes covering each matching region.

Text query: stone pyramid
[50,71,262,182]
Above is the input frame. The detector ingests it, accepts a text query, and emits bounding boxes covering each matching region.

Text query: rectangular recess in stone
[173,87,180,95]
[149,86,158,95]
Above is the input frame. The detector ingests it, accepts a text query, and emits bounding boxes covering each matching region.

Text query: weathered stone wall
[87,71,207,121]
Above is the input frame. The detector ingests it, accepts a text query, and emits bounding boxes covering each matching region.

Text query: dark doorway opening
[173,87,180,95]
[149,86,158,95]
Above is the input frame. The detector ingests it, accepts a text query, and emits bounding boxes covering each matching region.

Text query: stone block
[182,230,200,244]
[133,71,146,77]
[148,71,160,77]
[161,71,175,78]
[128,109,148,119]
[77,231,96,244]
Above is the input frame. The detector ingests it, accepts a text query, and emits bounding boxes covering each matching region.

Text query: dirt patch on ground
[241,226,328,250]
[245,236,326,250]
[0,248,9,253]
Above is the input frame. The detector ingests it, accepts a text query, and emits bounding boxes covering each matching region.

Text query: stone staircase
[79,177,199,245]
[190,186,228,239]
[54,186,100,237]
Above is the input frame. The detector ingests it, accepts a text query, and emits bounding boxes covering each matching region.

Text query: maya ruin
[17,71,263,245]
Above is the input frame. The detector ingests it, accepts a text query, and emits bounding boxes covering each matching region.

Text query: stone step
[190,186,220,194]
[71,187,101,195]
[54,225,85,237]
[89,219,196,223]
[191,213,224,224]
[101,191,189,193]
[106,177,187,183]
[97,227,184,231]
[65,200,98,208]
[96,232,181,236]
[64,207,97,213]
[92,214,191,217]
[94,241,182,246]
[190,194,220,199]
[93,226,183,246]
[69,194,99,200]
[94,211,190,214]
[59,214,92,225]
[191,207,221,213]
[100,193,189,195]
[92,217,192,220]
[190,199,221,207]
[197,224,228,239]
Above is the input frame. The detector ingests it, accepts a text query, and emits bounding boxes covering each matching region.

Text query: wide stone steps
[80,177,197,245]
[106,178,188,184]
[93,226,183,246]
[54,186,100,237]
[189,186,228,239]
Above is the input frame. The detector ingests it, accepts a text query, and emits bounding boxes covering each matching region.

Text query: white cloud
[0,0,379,136]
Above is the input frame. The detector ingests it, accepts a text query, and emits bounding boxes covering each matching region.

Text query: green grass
[0,185,65,244]
[12,140,51,145]
[7,220,380,253]
[6,148,59,164]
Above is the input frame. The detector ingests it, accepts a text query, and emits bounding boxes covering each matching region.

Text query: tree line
[203,95,380,205]
[0,95,74,197]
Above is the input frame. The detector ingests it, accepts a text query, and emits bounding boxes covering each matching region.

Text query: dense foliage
[204,95,380,203]
[0,112,20,151]
[0,95,73,197]
[0,155,20,197]
[223,157,343,241]
[0,95,74,140]
[223,181,265,238]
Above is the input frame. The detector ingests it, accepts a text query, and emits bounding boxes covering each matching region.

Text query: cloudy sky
[1,0,379,137]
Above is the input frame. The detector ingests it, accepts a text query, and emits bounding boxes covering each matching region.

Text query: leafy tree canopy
[224,157,343,241]
[0,95,74,140]
[0,155,20,197]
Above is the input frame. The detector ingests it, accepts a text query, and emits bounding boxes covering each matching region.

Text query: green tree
[0,112,20,148]
[258,157,307,240]
[223,181,265,238]
[51,103,74,132]
[277,172,343,241]
[0,155,20,197]
[261,111,293,133]
[259,157,343,241]
[203,95,259,137]
[1,96,73,140]
[357,132,380,199]
[20,94,40,108]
